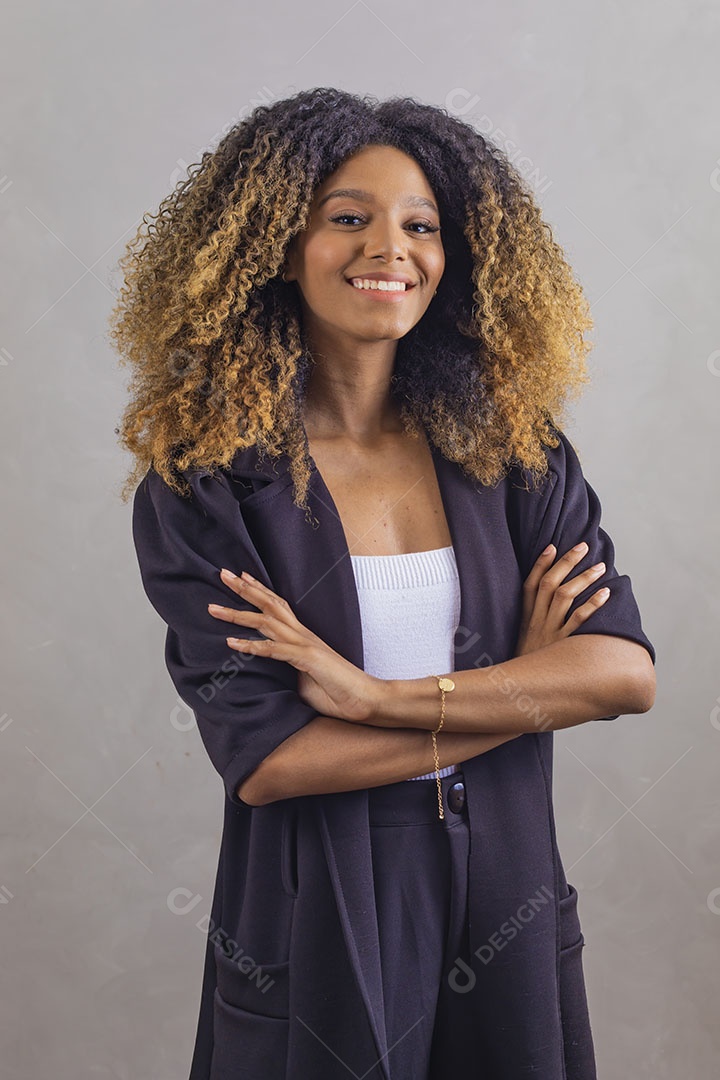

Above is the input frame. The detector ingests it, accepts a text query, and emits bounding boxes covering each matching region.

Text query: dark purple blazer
[132,426,655,1080]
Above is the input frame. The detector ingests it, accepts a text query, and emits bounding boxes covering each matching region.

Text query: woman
[114,87,656,1080]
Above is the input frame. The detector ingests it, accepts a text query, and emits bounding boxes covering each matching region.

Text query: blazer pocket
[214,942,290,1021]
[212,995,289,1079]
[212,957,290,1078]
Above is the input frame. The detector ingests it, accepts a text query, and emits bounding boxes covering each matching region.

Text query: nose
[362,218,408,263]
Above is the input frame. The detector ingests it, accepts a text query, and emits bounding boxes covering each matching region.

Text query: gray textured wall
[1,1,718,1076]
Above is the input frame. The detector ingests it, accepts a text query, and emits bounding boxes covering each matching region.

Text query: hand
[515,541,610,657]
[207,568,381,724]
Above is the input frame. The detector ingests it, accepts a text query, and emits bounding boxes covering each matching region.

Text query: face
[283,144,445,346]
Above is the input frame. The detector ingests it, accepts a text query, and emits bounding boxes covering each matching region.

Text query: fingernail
[241,571,256,582]
[597,587,610,598]
[220,568,236,579]
[542,544,554,555]
[573,542,588,552]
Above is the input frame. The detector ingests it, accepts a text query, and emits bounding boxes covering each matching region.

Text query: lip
[346,272,418,286]
[345,279,416,301]
[347,272,418,285]
[345,274,418,304]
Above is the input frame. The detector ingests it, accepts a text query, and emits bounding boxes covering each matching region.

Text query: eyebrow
[316,187,439,214]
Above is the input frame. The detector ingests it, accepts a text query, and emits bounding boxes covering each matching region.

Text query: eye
[407,220,441,234]
[329,213,440,234]
[329,213,366,226]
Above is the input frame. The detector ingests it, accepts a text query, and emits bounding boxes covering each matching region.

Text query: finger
[544,560,607,617]
[214,608,306,645]
[220,571,299,624]
[520,545,557,624]
[557,586,611,635]
[234,576,331,649]
[533,541,594,610]
[220,567,251,594]
[524,543,589,604]
[209,602,279,625]
[212,584,329,661]
[539,541,591,587]
[220,568,285,605]
[225,635,310,670]
[208,603,244,624]
[221,568,280,601]
[521,542,594,637]
[523,544,556,592]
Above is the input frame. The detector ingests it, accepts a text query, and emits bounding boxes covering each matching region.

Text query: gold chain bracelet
[430,675,455,820]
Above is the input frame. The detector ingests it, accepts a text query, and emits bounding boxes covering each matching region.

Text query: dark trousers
[368,769,475,1080]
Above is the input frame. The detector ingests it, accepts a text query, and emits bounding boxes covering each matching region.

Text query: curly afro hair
[109,86,593,519]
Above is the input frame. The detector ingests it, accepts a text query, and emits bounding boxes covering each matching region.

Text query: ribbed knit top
[349,545,461,782]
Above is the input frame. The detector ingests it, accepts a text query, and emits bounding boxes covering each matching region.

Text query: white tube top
[349,545,461,781]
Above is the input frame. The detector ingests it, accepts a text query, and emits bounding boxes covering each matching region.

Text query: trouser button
[447,781,466,814]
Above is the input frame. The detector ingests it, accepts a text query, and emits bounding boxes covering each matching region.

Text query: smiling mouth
[346,278,417,292]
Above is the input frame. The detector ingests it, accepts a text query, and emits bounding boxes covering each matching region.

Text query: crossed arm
[240,634,655,806]
[376,633,656,733]
[134,430,657,810]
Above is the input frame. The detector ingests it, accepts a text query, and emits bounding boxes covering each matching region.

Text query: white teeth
[350,278,408,291]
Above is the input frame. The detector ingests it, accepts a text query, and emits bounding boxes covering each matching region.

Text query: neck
[301,337,403,443]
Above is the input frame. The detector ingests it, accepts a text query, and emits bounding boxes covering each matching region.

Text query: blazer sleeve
[519,427,656,720]
[131,465,319,805]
